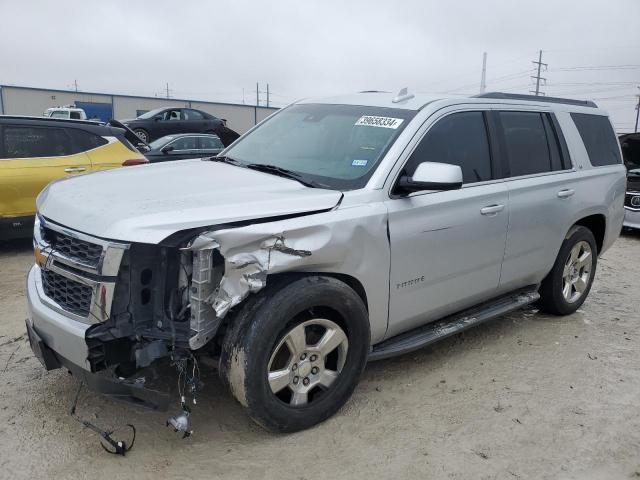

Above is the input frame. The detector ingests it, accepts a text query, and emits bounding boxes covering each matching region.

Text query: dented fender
[185,202,391,347]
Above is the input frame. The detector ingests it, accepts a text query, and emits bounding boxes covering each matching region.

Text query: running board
[369,287,540,361]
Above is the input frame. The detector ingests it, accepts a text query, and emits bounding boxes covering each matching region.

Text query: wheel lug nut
[303,377,310,386]
[311,367,319,374]
[310,355,317,362]
[300,353,307,360]
[292,363,298,371]
[293,376,299,384]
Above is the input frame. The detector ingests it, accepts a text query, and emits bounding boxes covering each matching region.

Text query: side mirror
[154,115,162,121]
[161,145,174,154]
[396,162,463,195]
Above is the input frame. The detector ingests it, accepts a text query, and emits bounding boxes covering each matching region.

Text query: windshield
[224,103,416,190]
[48,111,68,119]
[137,108,165,119]
[149,136,174,149]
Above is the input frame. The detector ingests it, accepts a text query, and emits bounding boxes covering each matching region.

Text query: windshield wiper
[207,155,243,166]
[245,163,322,188]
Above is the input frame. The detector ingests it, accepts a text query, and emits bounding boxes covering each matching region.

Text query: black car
[144,133,224,162]
[121,107,240,146]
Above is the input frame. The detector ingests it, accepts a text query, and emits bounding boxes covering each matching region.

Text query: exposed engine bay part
[69,381,136,456]
[181,203,390,349]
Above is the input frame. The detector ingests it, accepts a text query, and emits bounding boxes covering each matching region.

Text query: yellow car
[0,116,148,239]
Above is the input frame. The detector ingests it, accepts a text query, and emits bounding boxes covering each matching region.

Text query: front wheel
[219,276,370,433]
[537,225,597,315]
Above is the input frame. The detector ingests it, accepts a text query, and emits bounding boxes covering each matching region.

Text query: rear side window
[200,136,223,149]
[67,129,108,153]
[405,111,492,184]
[499,111,567,177]
[184,109,204,120]
[170,137,198,150]
[1,126,73,158]
[571,113,622,166]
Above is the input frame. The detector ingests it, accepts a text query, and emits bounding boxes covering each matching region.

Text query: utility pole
[479,52,487,94]
[266,83,270,107]
[74,80,78,92]
[531,50,547,96]
[166,83,170,99]
[256,82,260,107]
[634,86,640,133]
[242,88,245,104]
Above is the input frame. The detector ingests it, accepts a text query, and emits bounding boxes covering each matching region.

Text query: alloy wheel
[267,318,348,406]
[562,240,593,303]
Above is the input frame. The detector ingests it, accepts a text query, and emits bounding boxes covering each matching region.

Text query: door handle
[557,189,575,199]
[64,167,86,173]
[480,204,505,215]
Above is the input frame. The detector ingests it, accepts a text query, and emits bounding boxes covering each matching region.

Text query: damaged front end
[31,198,390,435]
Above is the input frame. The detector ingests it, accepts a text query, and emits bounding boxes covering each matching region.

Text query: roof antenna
[392,87,414,103]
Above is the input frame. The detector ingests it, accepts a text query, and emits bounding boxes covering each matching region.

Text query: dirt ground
[1,233,639,480]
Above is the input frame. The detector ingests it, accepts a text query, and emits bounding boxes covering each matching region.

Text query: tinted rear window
[68,129,108,152]
[499,111,563,177]
[571,113,622,166]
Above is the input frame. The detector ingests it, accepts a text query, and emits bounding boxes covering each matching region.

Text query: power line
[550,64,640,72]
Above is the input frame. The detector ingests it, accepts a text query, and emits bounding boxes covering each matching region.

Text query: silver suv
[26,91,626,433]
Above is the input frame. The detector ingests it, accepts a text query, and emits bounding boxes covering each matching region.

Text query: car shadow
[0,237,32,255]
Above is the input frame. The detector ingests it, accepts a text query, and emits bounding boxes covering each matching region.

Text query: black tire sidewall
[221,276,370,433]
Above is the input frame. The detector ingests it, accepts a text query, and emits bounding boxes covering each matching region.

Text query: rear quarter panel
[86,139,145,171]
[556,110,626,254]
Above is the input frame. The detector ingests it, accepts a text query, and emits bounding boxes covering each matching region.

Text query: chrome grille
[34,217,128,324]
[41,269,93,317]
[43,226,103,266]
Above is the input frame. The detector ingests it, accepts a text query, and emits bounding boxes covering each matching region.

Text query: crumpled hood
[37,159,343,244]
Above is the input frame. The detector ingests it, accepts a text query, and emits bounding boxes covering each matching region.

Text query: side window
[200,136,223,149]
[169,137,197,150]
[164,109,182,121]
[2,126,72,158]
[499,111,558,176]
[70,111,82,120]
[405,111,492,184]
[184,109,204,120]
[67,129,108,153]
[571,113,622,166]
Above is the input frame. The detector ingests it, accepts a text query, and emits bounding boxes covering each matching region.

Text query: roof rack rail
[474,92,597,108]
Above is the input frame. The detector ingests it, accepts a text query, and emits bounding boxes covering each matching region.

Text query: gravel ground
[1,233,639,480]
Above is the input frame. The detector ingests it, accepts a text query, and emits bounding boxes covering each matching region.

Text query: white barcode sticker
[355,116,404,129]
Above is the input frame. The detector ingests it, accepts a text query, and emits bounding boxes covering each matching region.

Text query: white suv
[43,106,87,120]
[27,91,626,433]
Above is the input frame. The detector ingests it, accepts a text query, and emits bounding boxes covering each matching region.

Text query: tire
[219,275,370,433]
[133,128,149,143]
[537,225,598,315]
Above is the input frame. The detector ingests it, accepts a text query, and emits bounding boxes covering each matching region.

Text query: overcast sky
[1,0,638,131]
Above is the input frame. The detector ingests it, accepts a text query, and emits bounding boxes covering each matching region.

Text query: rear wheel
[133,128,149,143]
[537,226,597,315]
[219,276,370,433]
